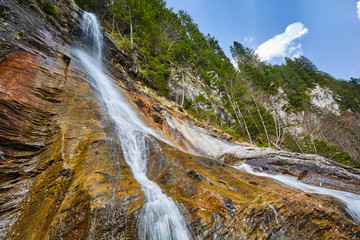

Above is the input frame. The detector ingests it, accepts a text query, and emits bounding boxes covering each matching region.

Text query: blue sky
[165,0,360,80]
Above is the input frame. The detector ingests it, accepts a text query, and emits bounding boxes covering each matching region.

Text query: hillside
[74,0,360,168]
[1,0,360,239]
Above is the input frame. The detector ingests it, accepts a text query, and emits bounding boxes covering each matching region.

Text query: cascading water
[236,163,360,224]
[75,12,192,240]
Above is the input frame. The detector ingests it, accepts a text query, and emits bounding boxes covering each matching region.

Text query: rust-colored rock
[0,0,359,239]
[146,142,360,239]
[1,1,143,239]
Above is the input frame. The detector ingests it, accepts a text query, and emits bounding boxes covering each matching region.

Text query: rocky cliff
[1,0,360,239]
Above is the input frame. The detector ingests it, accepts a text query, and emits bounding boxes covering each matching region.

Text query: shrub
[38,1,58,17]
[142,56,170,96]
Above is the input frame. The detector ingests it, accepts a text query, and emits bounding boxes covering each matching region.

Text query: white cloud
[357,1,360,20]
[244,37,254,43]
[231,58,238,69]
[255,22,308,61]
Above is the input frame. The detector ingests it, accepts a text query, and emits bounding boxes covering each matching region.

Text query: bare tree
[224,74,253,143]
[252,96,270,146]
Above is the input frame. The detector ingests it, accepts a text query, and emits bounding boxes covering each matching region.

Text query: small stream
[236,163,360,224]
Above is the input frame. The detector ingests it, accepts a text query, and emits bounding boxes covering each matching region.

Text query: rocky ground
[0,0,359,239]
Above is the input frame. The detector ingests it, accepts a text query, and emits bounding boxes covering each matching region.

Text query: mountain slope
[73,0,360,167]
[0,0,360,239]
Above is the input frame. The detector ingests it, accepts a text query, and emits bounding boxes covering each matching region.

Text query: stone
[0,0,359,239]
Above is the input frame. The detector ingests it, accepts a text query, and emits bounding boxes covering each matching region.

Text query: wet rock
[298,170,309,180]
[243,157,360,195]
[187,169,203,182]
[222,198,236,218]
[1,0,360,239]
[0,1,143,239]
[145,141,360,239]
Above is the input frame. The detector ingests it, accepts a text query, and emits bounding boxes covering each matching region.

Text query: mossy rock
[38,1,58,17]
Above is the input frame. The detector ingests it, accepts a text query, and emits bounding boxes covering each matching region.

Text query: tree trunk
[278,114,304,154]
[128,5,133,49]
[253,97,270,146]
[234,101,252,143]
[181,66,185,107]
[112,14,115,33]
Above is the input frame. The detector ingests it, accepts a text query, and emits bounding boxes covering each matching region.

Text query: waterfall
[80,12,103,60]
[75,12,192,240]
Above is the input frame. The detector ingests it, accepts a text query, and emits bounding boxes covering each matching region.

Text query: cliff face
[0,1,143,239]
[0,1,360,239]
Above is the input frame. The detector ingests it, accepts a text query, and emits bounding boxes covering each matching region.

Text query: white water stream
[75,12,192,240]
[236,163,360,224]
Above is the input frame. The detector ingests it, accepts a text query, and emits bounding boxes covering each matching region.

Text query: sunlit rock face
[0,0,360,239]
[146,141,360,239]
[309,84,340,116]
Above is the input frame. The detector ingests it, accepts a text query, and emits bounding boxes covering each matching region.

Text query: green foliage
[230,43,333,111]
[323,74,360,112]
[75,0,359,167]
[282,133,358,168]
[38,1,58,17]
[350,77,360,85]
[312,138,353,165]
[230,42,276,93]
[112,33,136,53]
[182,97,219,126]
[75,0,232,90]
[182,98,193,110]
[230,41,258,65]
[75,0,111,17]
[170,38,195,67]
[194,94,210,104]
[288,92,310,111]
[142,55,170,96]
